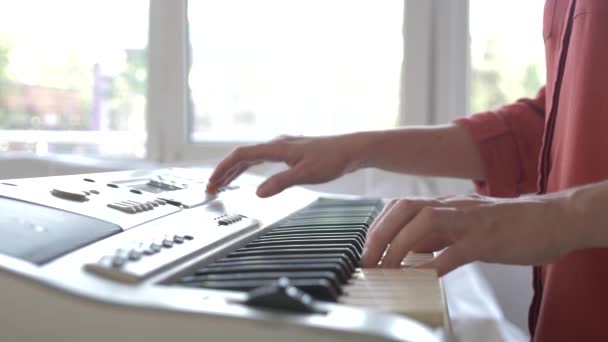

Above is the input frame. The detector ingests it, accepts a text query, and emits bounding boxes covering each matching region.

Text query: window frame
[146,0,470,164]
[0,0,469,163]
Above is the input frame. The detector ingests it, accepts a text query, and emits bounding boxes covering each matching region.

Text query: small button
[90,189,100,195]
[111,256,127,268]
[142,249,154,256]
[107,183,119,188]
[161,198,182,206]
[128,250,142,261]
[184,235,194,241]
[84,178,96,183]
[173,235,184,244]
[155,199,167,205]
[51,188,89,202]
[126,201,147,212]
[122,202,143,213]
[108,203,137,214]
[162,239,174,248]
[149,243,162,253]
[130,189,143,195]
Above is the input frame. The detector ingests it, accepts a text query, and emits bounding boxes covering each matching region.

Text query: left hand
[360,194,578,276]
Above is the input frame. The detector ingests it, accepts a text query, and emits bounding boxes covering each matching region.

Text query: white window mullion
[400,0,434,126]
[147,1,469,166]
[146,0,189,163]
[398,0,471,197]
[401,0,469,126]
[433,0,470,124]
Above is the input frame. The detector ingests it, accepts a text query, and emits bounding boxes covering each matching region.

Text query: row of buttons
[51,187,101,202]
[107,199,167,214]
[216,214,246,226]
[102,234,195,268]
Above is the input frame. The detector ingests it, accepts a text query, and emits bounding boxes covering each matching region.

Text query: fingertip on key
[206,184,219,194]
[256,187,271,198]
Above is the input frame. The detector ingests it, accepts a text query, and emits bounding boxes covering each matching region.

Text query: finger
[216,162,257,188]
[367,199,398,235]
[360,200,427,268]
[208,144,286,185]
[381,207,459,268]
[411,233,447,253]
[206,162,249,192]
[415,245,470,276]
[256,168,300,198]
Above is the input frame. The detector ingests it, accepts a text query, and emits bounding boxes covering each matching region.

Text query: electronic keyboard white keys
[0,168,452,342]
[341,254,446,328]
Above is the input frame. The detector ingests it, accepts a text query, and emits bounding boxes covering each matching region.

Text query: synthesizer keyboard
[0,168,450,342]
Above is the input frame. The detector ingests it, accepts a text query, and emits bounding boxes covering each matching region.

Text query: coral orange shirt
[455,0,608,340]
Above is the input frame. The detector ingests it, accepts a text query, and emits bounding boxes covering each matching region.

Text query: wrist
[554,194,585,255]
[340,131,378,172]
[562,184,608,251]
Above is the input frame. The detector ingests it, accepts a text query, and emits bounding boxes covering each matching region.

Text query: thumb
[257,169,299,197]
[417,245,469,276]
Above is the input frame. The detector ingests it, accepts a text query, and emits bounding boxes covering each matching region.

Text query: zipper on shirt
[529,0,577,337]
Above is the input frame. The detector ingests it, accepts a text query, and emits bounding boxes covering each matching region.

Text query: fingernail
[256,187,269,198]
[360,251,368,267]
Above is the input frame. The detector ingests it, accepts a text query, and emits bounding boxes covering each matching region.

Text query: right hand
[207,134,362,198]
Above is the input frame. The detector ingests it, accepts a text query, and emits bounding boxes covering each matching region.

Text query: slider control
[244,278,326,314]
[51,188,90,202]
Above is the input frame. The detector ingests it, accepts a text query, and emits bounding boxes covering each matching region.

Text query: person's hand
[207,134,364,197]
[361,194,579,276]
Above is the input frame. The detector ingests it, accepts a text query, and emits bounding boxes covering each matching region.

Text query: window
[1,1,469,163]
[187,0,404,142]
[0,0,149,157]
[469,0,546,113]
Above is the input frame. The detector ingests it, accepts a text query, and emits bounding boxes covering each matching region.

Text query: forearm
[564,180,608,251]
[347,124,485,181]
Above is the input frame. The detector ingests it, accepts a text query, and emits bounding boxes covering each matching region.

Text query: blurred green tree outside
[471,37,543,114]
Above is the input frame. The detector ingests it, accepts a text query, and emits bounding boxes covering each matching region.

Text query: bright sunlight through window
[188,0,404,142]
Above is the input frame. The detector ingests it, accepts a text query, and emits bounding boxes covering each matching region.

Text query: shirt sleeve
[454,87,546,197]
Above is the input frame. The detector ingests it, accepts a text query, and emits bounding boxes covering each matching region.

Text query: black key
[276,221,372,229]
[261,231,365,238]
[297,206,379,213]
[202,262,349,285]
[178,271,342,294]
[291,212,375,219]
[282,217,375,226]
[227,247,359,266]
[254,234,365,247]
[238,244,360,260]
[268,227,368,236]
[289,209,378,217]
[208,258,351,277]
[182,278,338,302]
[260,228,367,239]
[194,263,348,284]
[246,238,364,254]
[215,253,356,273]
